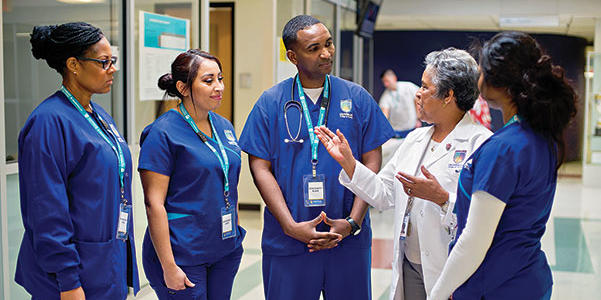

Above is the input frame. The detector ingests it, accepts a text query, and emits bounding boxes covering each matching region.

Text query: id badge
[399,213,410,240]
[221,206,236,240]
[303,174,326,207]
[116,203,130,240]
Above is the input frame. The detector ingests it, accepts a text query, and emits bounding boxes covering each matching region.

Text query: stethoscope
[283,100,304,143]
[283,75,331,144]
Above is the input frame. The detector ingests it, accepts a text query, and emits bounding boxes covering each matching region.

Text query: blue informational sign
[143,12,188,51]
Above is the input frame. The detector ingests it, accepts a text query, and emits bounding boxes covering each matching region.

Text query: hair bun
[158,73,173,90]
[30,25,57,60]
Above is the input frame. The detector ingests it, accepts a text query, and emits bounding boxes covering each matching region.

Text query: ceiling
[6,0,601,42]
[376,0,601,42]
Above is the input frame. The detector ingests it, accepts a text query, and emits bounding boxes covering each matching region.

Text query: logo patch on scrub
[448,150,467,170]
[340,99,352,112]
[224,130,238,146]
[339,99,353,119]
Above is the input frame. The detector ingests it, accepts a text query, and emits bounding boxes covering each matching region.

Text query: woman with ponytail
[16,22,139,300]
[430,31,577,300]
[138,49,245,299]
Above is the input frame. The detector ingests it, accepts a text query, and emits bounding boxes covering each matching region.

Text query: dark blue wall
[372,30,587,161]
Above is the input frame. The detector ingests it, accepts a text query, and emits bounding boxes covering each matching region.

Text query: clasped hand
[286,211,351,253]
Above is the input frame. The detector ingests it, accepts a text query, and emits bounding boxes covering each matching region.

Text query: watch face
[354,228,361,236]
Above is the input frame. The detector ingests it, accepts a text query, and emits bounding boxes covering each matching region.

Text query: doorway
[210,2,234,122]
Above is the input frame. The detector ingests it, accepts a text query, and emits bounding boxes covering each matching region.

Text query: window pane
[340,7,357,81]
[311,0,336,75]
[6,174,28,299]
[311,0,335,32]
[2,0,124,162]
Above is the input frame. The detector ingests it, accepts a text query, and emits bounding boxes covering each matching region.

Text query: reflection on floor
[132,177,601,300]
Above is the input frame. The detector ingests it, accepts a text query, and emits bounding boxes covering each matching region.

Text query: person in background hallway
[429,31,577,300]
[16,22,139,300]
[379,69,421,165]
[315,48,491,300]
[239,15,394,300]
[469,95,492,129]
[139,50,245,300]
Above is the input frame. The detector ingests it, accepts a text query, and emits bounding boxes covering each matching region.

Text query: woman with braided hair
[429,31,577,300]
[16,22,139,300]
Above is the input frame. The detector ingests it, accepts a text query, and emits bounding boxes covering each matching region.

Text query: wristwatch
[345,217,361,236]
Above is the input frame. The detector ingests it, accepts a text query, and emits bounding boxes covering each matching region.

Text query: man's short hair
[380,69,396,79]
[282,15,322,51]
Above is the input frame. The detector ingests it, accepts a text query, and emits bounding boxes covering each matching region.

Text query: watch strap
[346,217,360,235]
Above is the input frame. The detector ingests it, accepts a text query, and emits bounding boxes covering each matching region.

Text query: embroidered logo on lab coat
[449,150,467,170]
[339,99,353,119]
[224,130,238,146]
[453,150,467,163]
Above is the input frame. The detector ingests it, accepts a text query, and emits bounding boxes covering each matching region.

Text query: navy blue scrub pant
[144,246,243,300]
[262,244,371,300]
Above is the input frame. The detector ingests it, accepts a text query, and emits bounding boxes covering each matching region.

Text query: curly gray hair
[424,48,479,112]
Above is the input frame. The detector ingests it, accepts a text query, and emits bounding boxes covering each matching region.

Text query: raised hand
[314,126,357,178]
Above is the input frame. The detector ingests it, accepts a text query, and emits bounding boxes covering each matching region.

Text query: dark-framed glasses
[76,56,118,70]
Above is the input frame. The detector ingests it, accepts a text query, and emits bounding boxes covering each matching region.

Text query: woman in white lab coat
[314,48,491,300]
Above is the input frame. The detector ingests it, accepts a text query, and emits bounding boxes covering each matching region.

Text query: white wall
[212,0,278,205]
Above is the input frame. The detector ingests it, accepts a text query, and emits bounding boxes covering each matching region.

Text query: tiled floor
[132,176,601,300]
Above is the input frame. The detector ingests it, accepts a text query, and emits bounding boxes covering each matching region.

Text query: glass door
[585,52,601,165]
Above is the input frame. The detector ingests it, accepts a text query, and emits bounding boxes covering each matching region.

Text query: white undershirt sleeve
[428,191,507,300]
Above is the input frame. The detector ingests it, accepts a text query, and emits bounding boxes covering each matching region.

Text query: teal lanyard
[295,74,330,176]
[503,114,521,128]
[60,86,127,204]
[178,103,231,208]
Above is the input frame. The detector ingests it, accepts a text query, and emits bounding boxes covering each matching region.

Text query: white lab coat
[339,114,491,300]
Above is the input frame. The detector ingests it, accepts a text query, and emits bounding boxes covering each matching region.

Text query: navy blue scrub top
[452,121,555,299]
[139,110,245,266]
[15,91,139,299]
[239,75,394,256]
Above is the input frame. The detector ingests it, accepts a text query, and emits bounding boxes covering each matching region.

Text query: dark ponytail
[157,49,222,100]
[30,22,103,74]
[479,31,577,168]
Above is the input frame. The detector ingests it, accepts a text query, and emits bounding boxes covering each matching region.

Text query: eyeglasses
[76,56,118,70]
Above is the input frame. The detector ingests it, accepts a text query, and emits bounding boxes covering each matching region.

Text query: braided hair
[30,22,103,74]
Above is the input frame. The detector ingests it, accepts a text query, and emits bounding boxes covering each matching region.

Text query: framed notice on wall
[139,11,190,101]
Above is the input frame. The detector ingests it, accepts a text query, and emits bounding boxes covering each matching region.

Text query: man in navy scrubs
[239,15,394,300]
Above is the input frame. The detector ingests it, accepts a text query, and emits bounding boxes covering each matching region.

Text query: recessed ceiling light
[57,0,105,4]
[499,16,560,28]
